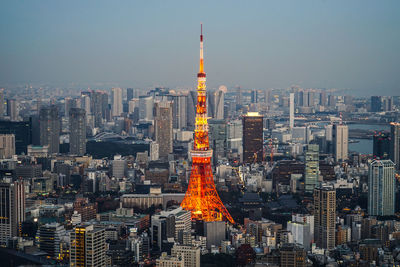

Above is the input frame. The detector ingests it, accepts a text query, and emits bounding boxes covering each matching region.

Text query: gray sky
[0,0,399,96]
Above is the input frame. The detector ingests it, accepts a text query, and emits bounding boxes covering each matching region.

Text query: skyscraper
[371,96,382,112]
[70,225,106,267]
[373,132,390,159]
[40,105,60,154]
[314,184,336,250]
[139,96,154,121]
[332,124,348,162]
[127,88,134,101]
[69,108,86,156]
[0,134,15,159]
[112,87,123,117]
[0,180,25,245]
[0,89,4,118]
[7,99,18,121]
[208,119,226,165]
[390,122,400,170]
[251,89,258,104]
[37,223,66,259]
[289,93,294,129]
[186,91,197,129]
[171,94,187,129]
[368,159,395,216]
[305,144,319,193]
[154,101,173,160]
[242,112,263,163]
[207,89,224,119]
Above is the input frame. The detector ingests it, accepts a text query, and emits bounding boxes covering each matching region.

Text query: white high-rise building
[112,87,123,117]
[368,159,395,216]
[139,96,154,121]
[333,124,348,162]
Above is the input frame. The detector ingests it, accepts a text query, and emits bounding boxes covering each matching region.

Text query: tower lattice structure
[181,25,234,224]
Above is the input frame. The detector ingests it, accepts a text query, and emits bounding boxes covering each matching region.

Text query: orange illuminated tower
[181,25,234,224]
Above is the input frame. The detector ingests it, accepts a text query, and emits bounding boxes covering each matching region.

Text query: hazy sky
[1,0,399,96]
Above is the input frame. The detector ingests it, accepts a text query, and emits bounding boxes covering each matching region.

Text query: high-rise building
[243,112,263,163]
[0,134,15,159]
[155,101,173,160]
[37,223,66,259]
[0,180,25,245]
[156,252,184,267]
[69,108,86,156]
[332,124,348,162]
[251,89,258,104]
[171,244,200,267]
[373,132,390,159]
[186,91,197,129]
[112,155,126,179]
[139,96,154,121]
[289,93,294,129]
[171,94,187,129]
[305,144,319,193]
[112,87,123,117]
[7,99,18,121]
[127,88,134,101]
[314,184,336,250]
[227,119,242,155]
[39,105,60,154]
[371,96,382,112]
[390,122,400,170]
[368,160,395,216]
[70,225,106,267]
[204,221,226,249]
[207,89,224,119]
[208,119,226,164]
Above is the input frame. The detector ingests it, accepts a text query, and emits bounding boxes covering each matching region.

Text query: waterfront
[347,123,390,154]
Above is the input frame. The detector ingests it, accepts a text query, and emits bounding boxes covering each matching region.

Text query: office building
[69,108,86,156]
[127,88,134,101]
[139,96,154,121]
[112,155,126,178]
[243,112,263,163]
[373,132,390,159]
[186,91,197,129]
[280,243,306,267]
[7,99,18,121]
[251,89,258,104]
[154,101,173,160]
[208,89,224,119]
[171,244,200,267]
[305,144,319,193]
[208,119,226,164]
[289,93,294,129]
[0,180,25,245]
[40,105,60,154]
[37,223,66,258]
[156,252,184,267]
[112,87,123,117]
[390,122,400,170]
[0,89,4,118]
[171,94,187,130]
[314,184,336,250]
[332,124,348,162]
[204,221,226,249]
[371,96,382,112]
[368,160,395,216]
[70,225,106,267]
[227,119,242,154]
[0,134,15,159]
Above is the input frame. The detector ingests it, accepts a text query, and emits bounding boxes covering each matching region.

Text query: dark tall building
[280,243,306,267]
[390,122,400,170]
[0,119,32,154]
[154,102,173,160]
[371,96,382,112]
[373,132,390,159]
[39,105,60,154]
[251,90,258,104]
[243,112,263,163]
[127,88,134,101]
[69,108,86,156]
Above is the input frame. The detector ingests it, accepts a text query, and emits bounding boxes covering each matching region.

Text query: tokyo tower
[181,25,234,224]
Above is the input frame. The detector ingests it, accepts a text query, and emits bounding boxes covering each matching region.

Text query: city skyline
[1,1,400,96]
